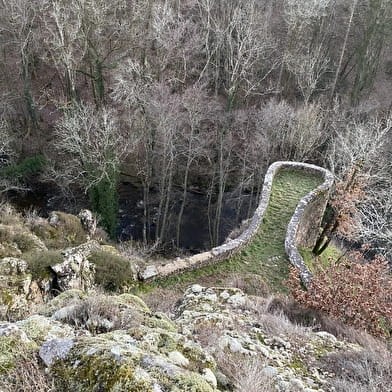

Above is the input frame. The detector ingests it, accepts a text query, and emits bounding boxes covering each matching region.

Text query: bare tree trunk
[176,159,191,248]
[329,0,358,104]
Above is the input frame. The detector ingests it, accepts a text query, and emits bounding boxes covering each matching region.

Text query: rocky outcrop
[51,240,101,292]
[35,291,218,392]
[175,285,359,392]
[0,257,43,319]
[78,209,97,237]
[1,287,365,392]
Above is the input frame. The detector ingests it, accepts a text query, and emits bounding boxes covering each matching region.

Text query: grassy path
[138,168,323,294]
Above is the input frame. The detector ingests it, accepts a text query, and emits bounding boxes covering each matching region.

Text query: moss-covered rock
[0,257,43,320]
[16,315,76,344]
[30,211,87,250]
[39,289,87,317]
[0,335,37,373]
[45,329,219,392]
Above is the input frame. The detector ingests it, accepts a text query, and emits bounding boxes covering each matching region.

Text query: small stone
[0,323,30,342]
[316,331,337,342]
[220,291,230,300]
[191,284,203,293]
[227,293,246,307]
[215,370,229,387]
[140,265,158,280]
[39,338,74,366]
[305,377,318,388]
[262,366,278,378]
[202,368,217,388]
[277,380,290,391]
[259,346,270,359]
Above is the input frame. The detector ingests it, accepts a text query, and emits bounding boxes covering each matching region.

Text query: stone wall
[139,161,334,285]
[284,164,334,286]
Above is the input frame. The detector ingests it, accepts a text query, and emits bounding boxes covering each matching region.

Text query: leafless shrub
[218,273,270,297]
[58,294,144,334]
[140,287,182,314]
[216,352,274,392]
[264,295,390,345]
[255,306,309,338]
[0,202,23,225]
[319,342,392,392]
[0,352,56,392]
[192,319,225,348]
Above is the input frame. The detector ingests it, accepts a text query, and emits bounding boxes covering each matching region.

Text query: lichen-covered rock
[78,209,96,237]
[174,285,359,392]
[38,289,87,317]
[1,285,369,392]
[0,257,43,319]
[51,241,101,291]
[0,324,37,373]
[16,315,77,344]
[44,328,219,392]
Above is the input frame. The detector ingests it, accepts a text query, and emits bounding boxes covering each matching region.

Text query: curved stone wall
[139,161,334,285]
[284,164,334,286]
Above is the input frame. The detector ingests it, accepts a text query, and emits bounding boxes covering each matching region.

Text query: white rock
[220,291,230,300]
[191,284,203,293]
[290,378,305,391]
[203,368,217,388]
[39,338,75,366]
[316,331,337,342]
[227,293,246,307]
[168,351,189,367]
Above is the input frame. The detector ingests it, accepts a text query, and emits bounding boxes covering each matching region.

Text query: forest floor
[136,168,324,295]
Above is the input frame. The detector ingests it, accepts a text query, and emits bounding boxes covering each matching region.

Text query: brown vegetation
[289,251,392,337]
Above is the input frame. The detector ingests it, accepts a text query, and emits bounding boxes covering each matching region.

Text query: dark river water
[10,181,255,253]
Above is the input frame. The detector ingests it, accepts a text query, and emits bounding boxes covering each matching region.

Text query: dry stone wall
[139,162,334,285]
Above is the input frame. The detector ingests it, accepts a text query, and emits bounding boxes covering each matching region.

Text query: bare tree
[329,0,359,103]
[277,0,335,101]
[175,85,214,247]
[350,0,392,104]
[39,0,84,102]
[51,102,131,235]
[196,0,277,107]
[0,0,39,133]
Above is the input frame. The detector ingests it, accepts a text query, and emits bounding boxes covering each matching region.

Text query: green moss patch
[299,244,342,273]
[31,212,87,250]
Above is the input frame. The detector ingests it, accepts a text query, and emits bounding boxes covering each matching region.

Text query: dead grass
[319,340,392,392]
[140,287,182,314]
[216,352,274,392]
[263,295,375,344]
[0,352,56,392]
[0,202,23,226]
[56,294,144,334]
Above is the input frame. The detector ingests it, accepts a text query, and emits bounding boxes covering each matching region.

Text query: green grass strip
[134,168,323,294]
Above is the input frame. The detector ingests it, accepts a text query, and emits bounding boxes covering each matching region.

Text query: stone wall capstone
[139,161,334,285]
